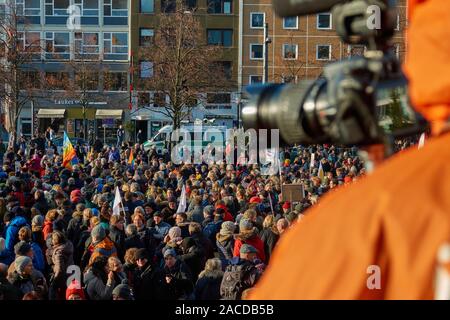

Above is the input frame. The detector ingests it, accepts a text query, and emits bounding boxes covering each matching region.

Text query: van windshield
[153,132,166,142]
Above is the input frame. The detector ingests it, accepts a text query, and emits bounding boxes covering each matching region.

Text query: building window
[20,118,32,137]
[207,0,232,14]
[153,92,167,108]
[249,75,262,84]
[250,44,263,60]
[161,0,176,13]
[16,0,41,16]
[45,0,70,16]
[140,29,154,47]
[103,32,128,61]
[207,29,233,47]
[104,0,128,17]
[72,0,99,16]
[283,44,298,60]
[45,32,70,60]
[317,13,332,30]
[250,12,264,29]
[283,16,298,29]
[348,45,365,57]
[104,72,127,91]
[316,45,331,60]
[207,93,231,104]
[140,0,154,13]
[140,61,154,78]
[184,0,196,10]
[45,72,69,90]
[17,32,41,60]
[75,72,99,90]
[74,32,99,59]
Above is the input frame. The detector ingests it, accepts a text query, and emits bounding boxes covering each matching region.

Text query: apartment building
[7,0,130,143]
[239,0,408,87]
[129,0,240,139]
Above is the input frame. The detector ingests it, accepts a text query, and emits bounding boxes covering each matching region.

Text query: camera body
[242,0,423,148]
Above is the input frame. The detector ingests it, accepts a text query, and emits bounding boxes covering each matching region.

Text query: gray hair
[198,258,223,279]
[125,224,138,236]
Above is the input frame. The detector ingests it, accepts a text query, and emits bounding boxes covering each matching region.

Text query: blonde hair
[18,226,32,242]
[90,216,100,228]
[262,215,276,229]
[124,248,138,265]
[45,209,59,222]
[198,258,223,279]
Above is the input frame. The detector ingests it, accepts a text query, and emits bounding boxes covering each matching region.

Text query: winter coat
[0,275,21,300]
[259,226,279,264]
[124,234,146,250]
[133,262,157,300]
[42,220,53,241]
[4,215,28,253]
[153,259,194,300]
[152,221,171,242]
[191,232,215,260]
[187,206,204,224]
[233,228,266,262]
[8,269,48,299]
[108,225,125,260]
[179,237,205,282]
[83,269,115,300]
[194,269,224,300]
[216,233,235,261]
[50,241,74,282]
[30,241,45,273]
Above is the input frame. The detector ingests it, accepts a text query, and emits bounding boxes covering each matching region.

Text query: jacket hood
[11,216,27,227]
[216,233,233,243]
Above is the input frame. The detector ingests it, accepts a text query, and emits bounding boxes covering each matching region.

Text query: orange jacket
[250,132,450,299]
[249,0,450,299]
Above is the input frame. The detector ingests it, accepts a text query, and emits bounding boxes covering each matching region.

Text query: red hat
[70,189,82,203]
[282,202,291,210]
[66,280,85,300]
[344,176,352,184]
[249,196,262,204]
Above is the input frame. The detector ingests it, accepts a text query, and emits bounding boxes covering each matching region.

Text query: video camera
[242,0,427,148]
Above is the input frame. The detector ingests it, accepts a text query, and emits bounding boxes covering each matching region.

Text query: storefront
[95,109,124,145]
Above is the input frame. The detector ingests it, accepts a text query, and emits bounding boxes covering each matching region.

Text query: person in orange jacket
[249,0,450,300]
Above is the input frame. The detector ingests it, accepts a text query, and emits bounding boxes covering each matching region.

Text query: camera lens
[242,81,329,145]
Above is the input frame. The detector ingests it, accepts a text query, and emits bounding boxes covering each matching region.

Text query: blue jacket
[153,221,171,240]
[30,242,45,273]
[5,216,28,253]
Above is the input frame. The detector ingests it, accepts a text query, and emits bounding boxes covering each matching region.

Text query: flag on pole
[310,153,315,170]
[418,133,426,149]
[318,162,325,181]
[62,132,79,170]
[177,185,187,213]
[128,150,135,169]
[112,186,122,216]
[268,192,274,214]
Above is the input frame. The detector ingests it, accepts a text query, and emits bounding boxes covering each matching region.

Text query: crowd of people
[0,130,418,300]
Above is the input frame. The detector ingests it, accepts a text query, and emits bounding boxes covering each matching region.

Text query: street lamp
[263,20,271,83]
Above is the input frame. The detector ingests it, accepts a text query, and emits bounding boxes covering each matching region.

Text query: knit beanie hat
[66,280,86,300]
[168,226,181,240]
[220,221,236,236]
[15,256,32,274]
[239,218,253,231]
[32,215,44,227]
[91,224,106,242]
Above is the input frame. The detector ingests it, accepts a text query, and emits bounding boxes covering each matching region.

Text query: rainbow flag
[62,132,79,170]
[128,150,135,169]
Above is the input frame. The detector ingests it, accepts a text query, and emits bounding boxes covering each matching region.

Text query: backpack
[220,262,255,300]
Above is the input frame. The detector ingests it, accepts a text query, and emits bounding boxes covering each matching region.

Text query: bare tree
[0,1,45,145]
[136,3,235,129]
[275,33,306,84]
